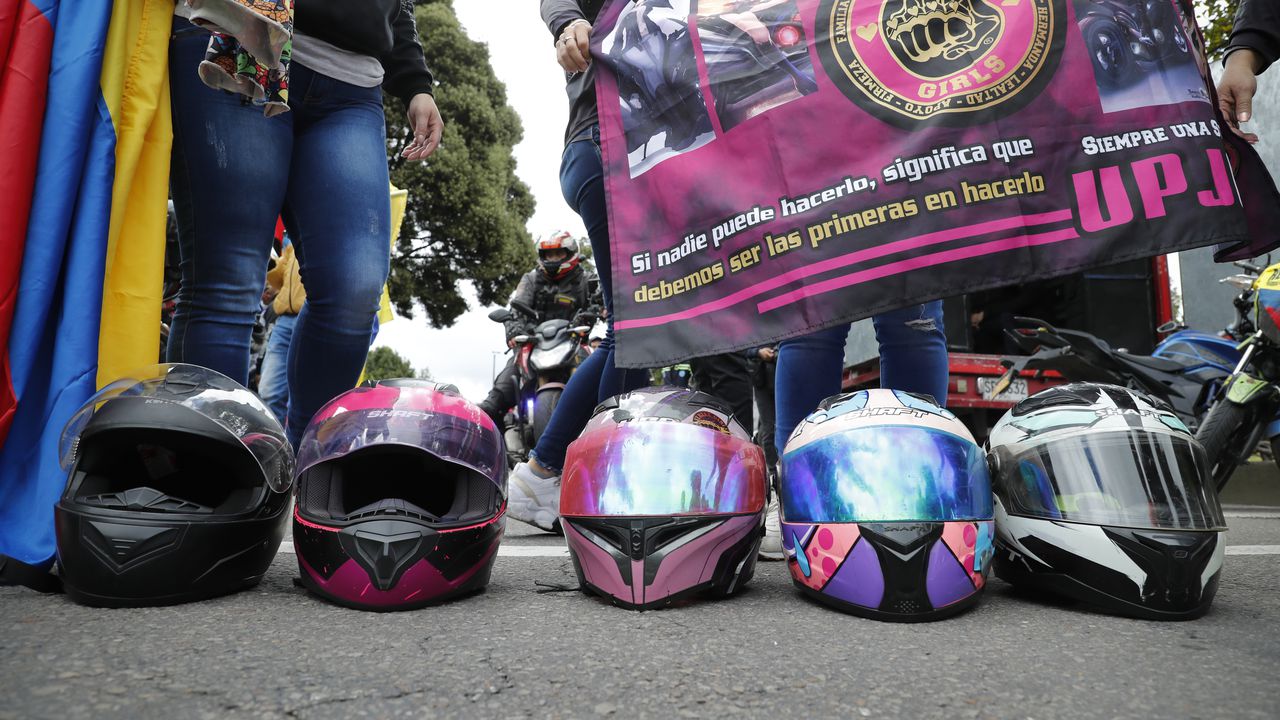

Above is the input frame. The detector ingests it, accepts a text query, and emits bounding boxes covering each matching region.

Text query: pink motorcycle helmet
[292,380,506,611]
[560,387,767,609]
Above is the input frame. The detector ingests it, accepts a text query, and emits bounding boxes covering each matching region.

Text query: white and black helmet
[987,383,1226,620]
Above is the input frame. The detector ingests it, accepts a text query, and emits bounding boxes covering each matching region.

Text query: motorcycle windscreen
[560,422,766,516]
[995,430,1226,530]
[296,405,505,491]
[781,426,992,523]
[59,363,293,492]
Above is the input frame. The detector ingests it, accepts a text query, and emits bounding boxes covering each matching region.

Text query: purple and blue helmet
[780,389,994,621]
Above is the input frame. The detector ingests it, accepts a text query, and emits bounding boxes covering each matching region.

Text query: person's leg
[478,359,520,426]
[773,323,849,459]
[256,312,297,424]
[166,18,292,385]
[279,64,390,447]
[512,126,650,530]
[756,360,778,469]
[690,353,754,431]
[873,300,949,406]
[527,126,646,475]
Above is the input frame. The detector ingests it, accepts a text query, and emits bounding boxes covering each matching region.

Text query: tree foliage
[385,0,536,327]
[1195,0,1240,59]
[363,346,416,382]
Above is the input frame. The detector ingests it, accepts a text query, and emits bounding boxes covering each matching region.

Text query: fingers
[1235,88,1255,125]
[557,22,591,73]
[401,95,444,161]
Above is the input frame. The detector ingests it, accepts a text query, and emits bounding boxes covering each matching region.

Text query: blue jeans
[774,301,949,458]
[530,126,649,472]
[257,312,297,424]
[166,20,390,448]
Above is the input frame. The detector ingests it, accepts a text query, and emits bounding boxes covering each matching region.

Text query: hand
[402,93,443,160]
[507,338,517,349]
[1218,49,1261,143]
[970,311,985,328]
[757,347,777,362]
[556,19,592,73]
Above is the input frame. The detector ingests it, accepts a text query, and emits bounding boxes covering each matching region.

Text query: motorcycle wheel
[1081,17,1133,87]
[531,387,563,445]
[1195,399,1253,492]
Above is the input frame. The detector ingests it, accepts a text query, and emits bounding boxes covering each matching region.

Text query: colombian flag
[0,0,170,566]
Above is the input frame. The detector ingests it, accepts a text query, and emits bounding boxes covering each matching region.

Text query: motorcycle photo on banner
[589,0,1280,369]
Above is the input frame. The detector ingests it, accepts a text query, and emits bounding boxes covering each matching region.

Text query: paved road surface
[3,509,1277,719]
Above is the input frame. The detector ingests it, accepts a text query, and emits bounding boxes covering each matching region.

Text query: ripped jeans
[774,301,948,458]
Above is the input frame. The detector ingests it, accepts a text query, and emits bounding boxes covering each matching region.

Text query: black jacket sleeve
[382,1,436,104]
[542,0,587,43]
[504,271,540,339]
[1227,0,1280,73]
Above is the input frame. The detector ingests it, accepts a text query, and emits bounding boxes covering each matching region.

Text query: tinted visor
[561,422,766,516]
[781,426,992,523]
[995,431,1226,530]
[59,363,292,492]
[296,406,505,493]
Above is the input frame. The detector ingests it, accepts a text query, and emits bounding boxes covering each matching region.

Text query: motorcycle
[993,315,1238,434]
[1078,0,1190,87]
[1195,260,1280,490]
[696,10,816,130]
[487,301,595,467]
[612,4,710,156]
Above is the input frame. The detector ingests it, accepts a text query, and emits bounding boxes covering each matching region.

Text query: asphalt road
[3,507,1278,720]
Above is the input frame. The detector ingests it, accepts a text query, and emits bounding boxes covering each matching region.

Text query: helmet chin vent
[79,487,213,514]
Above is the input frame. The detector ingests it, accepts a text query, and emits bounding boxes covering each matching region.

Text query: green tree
[385,0,536,327]
[363,346,416,382]
[1196,0,1240,58]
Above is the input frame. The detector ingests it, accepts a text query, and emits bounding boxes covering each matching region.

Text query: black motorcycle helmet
[54,364,293,607]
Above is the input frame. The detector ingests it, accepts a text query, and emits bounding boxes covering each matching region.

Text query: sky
[372,5,583,403]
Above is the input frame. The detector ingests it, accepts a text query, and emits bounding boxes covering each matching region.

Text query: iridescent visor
[561,422,766,516]
[781,426,993,523]
[296,407,505,489]
[997,431,1226,530]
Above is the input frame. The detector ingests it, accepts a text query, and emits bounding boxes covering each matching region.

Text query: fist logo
[884,0,1001,66]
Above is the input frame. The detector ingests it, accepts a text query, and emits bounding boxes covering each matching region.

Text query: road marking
[277,541,569,558]
[500,546,569,557]
[1225,545,1280,555]
[1225,511,1280,520]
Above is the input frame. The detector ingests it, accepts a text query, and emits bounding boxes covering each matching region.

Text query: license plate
[978,377,1029,402]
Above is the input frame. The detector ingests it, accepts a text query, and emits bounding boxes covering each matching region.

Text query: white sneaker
[508,461,561,533]
[759,497,783,560]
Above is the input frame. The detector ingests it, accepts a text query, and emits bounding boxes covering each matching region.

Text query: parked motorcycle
[993,315,1238,434]
[1078,0,1190,87]
[612,5,709,156]
[1195,260,1280,490]
[487,301,595,467]
[697,10,816,130]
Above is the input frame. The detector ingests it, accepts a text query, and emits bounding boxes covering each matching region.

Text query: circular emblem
[815,0,1063,128]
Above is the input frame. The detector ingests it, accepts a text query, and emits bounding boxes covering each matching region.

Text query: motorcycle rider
[478,232,598,426]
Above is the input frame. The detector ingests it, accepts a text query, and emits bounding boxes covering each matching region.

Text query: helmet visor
[995,430,1226,530]
[781,426,992,523]
[561,421,766,516]
[58,363,292,492]
[296,405,505,492]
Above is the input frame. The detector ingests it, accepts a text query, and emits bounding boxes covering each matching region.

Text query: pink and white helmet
[560,387,767,609]
[292,380,506,611]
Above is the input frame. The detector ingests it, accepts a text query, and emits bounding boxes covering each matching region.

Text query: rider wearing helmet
[478,232,598,426]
